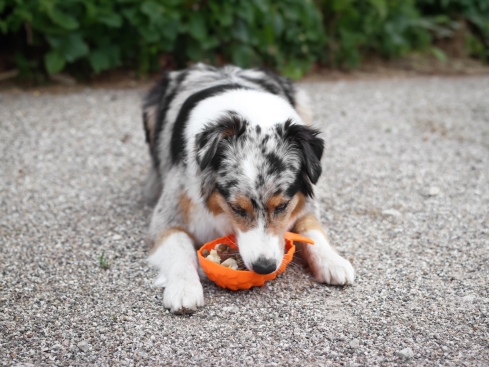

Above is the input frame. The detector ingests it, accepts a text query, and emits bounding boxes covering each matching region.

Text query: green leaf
[280,59,310,80]
[44,50,66,74]
[430,47,448,63]
[273,12,284,37]
[186,40,203,61]
[368,0,387,19]
[232,19,249,43]
[237,2,254,24]
[48,8,79,30]
[121,8,138,24]
[188,12,207,41]
[201,36,219,50]
[138,25,160,43]
[230,44,254,68]
[63,33,89,62]
[89,50,111,73]
[46,33,89,63]
[98,13,123,28]
[211,3,233,27]
[140,1,163,23]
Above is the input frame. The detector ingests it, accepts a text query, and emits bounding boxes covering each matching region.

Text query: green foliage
[0,0,488,79]
[417,0,489,60]
[98,251,110,270]
[317,0,433,68]
[0,0,324,79]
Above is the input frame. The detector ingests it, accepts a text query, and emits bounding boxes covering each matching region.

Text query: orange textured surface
[198,232,314,291]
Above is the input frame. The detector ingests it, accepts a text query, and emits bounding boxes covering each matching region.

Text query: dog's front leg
[294,213,354,285]
[148,229,204,313]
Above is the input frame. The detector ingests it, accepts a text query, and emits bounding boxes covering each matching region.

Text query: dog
[142,63,354,313]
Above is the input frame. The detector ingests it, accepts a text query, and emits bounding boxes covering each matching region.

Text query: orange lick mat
[198,232,314,290]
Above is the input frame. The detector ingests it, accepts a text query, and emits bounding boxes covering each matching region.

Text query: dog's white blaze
[236,220,283,270]
[185,89,303,143]
[242,156,258,182]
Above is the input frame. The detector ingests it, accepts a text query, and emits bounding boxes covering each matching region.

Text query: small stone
[112,234,122,240]
[349,339,360,349]
[429,186,440,196]
[77,341,89,352]
[397,347,414,360]
[462,294,476,302]
[222,306,239,313]
[382,209,401,217]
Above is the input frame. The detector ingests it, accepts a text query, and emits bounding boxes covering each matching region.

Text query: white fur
[300,229,355,285]
[148,232,204,312]
[236,220,283,270]
[242,156,258,183]
[185,89,303,143]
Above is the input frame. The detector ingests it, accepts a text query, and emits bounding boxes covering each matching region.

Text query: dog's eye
[230,204,247,217]
[274,201,289,214]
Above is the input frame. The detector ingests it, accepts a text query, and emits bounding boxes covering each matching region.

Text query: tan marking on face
[179,192,194,223]
[151,227,192,254]
[267,193,303,236]
[266,193,284,212]
[206,191,255,232]
[206,191,225,215]
[228,196,255,233]
[290,193,306,218]
[292,213,329,240]
[233,195,254,215]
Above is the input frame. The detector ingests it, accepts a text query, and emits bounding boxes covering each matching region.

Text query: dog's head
[197,112,324,274]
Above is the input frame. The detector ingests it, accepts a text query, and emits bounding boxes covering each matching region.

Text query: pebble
[77,341,89,352]
[461,294,476,302]
[397,347,414,360]
[429,186,441,196]
[382,209,401,217]
[349,339,360,349]
[222,306,239,313]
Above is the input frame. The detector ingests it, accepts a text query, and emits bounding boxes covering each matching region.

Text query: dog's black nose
[252,257,277,274]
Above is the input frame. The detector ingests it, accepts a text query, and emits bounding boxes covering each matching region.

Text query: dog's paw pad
[312,253,355,285]
[163,278,204,314]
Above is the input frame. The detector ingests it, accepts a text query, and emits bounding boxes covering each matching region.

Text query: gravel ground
[1,76,488,366]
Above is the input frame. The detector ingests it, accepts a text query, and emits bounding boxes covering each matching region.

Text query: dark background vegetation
[0,0,488,81]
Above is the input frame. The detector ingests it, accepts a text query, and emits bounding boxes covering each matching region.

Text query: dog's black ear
[284,120,324,189]
[195,112,246,171]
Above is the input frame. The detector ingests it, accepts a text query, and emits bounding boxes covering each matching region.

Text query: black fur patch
[283,120,325,197]
[143,73,171,168]
[257,68,296,107]
[266,152,286,175]
[240,75,281,95]
[195,111,248,171]
[145,71,188,170]
[171,84,247,166]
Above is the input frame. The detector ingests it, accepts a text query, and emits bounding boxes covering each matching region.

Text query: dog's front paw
[310,252,355,285]
[163,277,204,314]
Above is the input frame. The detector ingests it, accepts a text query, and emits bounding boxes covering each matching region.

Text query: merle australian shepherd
[142,63,354,314]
